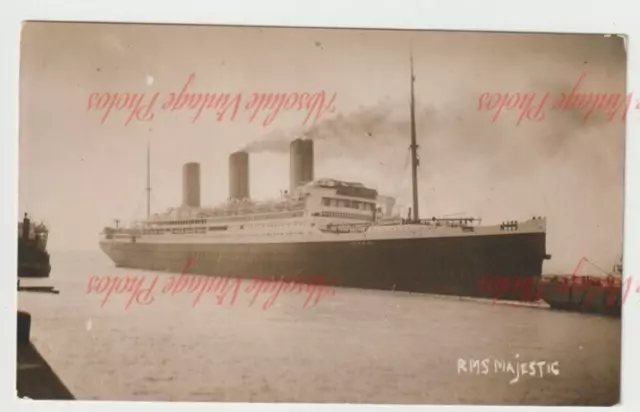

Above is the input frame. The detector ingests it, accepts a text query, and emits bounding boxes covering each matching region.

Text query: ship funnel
[182,162,201,208]
[229,151,250,200]
[289,139,314,193]
[378,196,396,217]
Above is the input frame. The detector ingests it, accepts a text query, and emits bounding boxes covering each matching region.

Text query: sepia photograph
[16,22,625,405]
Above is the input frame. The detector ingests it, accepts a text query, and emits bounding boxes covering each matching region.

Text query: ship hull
[18,243,51,278]
[100,232,546,300]
[18,262,52,278]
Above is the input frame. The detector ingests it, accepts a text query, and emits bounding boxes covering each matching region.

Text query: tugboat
[539,257,623,317]
[18,213,51,278]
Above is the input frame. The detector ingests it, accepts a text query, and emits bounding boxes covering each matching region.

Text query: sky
[19,22,626,273]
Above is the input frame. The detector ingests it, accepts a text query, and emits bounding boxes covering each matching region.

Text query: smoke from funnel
[240,98,433,155]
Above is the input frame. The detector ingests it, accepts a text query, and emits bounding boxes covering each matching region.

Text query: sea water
[17,250,620,405]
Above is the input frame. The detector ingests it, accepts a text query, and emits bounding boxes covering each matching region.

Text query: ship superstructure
[99,54,550,299]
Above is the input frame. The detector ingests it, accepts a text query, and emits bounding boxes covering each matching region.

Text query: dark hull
[18,242,51,278]
[539,277,621,317]
[100,232,547,300]
[18,262,52,278]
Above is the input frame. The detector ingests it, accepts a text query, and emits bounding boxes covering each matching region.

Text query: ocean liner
[18,213,51,278]
[99,56,551,299]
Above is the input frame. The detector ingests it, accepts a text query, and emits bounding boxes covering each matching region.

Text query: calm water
[18,250,621,405]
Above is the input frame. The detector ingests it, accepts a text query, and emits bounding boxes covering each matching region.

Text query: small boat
[539,257,623,317]
[18,213,51,278]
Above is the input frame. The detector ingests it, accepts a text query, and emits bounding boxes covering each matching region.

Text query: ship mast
[146,139,151,219]
[409,49,420,222]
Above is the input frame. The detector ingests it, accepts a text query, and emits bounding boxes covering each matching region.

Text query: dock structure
[17,310,74,400]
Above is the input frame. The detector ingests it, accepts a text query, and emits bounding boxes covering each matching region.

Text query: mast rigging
[409,49,420,222]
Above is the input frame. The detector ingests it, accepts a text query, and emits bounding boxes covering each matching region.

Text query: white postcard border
[1,0,637,411]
